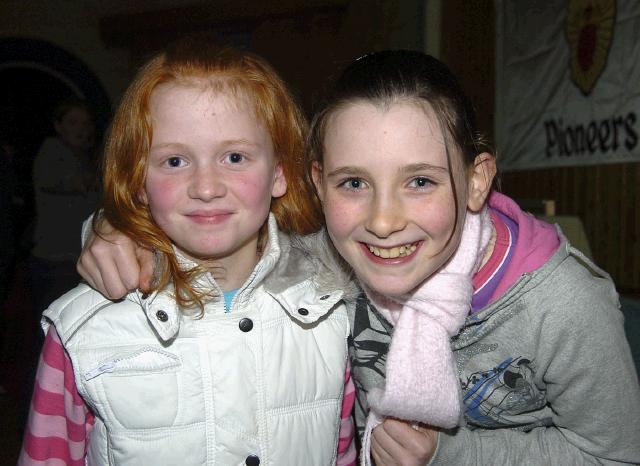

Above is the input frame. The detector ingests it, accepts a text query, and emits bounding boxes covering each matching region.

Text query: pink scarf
[360,208,493,466]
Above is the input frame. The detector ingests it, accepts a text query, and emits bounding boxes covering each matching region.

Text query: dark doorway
[0,38,111,464]
[0,67,80,246]
[0,37,111,256]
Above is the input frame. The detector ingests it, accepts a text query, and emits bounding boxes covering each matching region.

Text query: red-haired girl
[20,39,355,466]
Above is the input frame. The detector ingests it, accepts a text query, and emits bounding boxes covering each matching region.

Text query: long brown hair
[99,37,322,310]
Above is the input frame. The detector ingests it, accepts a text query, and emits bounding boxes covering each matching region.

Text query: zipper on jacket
[84,362,116,380]
[83,346,180,381]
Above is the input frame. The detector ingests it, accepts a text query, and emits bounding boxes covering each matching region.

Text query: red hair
[100,38,321,310]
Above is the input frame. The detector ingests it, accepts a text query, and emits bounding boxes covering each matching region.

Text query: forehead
[151,80,255,114]
[149,82,270,135]
[323,100,447,164]
[148,82,273,148]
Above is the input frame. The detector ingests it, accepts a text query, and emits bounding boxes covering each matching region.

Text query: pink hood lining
[487,192,561,303]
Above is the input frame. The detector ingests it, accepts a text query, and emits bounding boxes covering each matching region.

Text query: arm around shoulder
[77,211,154,299]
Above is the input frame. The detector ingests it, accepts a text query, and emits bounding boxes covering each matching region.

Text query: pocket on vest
[85,346,181,429]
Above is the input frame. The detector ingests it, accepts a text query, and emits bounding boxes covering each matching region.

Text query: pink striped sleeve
[336,360,357,466]
[18,326,95,466]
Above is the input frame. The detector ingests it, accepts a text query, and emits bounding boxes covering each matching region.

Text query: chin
[358,275,417,298]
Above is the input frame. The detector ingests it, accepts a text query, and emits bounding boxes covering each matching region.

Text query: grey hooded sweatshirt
[348,195,640,465]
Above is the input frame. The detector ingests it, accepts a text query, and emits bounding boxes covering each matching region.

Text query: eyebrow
[325,166,367,178]
[149,142,187,151]
[326,162,448,178]
[150,139,263,151]
[219,138,263,148]
[399,162,449,175]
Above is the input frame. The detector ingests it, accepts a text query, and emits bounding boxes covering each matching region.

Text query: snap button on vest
[239,317,253,332]
[245,455,260,466]
[297,308,309,316]
[156,310,168,322]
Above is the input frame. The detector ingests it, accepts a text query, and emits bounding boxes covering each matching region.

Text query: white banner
[495,0,640,171]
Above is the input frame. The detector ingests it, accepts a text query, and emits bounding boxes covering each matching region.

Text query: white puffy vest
[44,220,350,465]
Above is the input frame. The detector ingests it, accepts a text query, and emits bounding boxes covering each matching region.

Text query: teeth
[367,243,417,258]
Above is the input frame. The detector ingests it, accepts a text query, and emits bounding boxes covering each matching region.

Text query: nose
[364,191,407,239]
[187,166,227,201]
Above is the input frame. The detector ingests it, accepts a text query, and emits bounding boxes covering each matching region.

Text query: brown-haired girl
[308,50,639,465]
[20,39,356,465]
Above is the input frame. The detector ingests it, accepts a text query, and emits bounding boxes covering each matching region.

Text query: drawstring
[360,409,383,466]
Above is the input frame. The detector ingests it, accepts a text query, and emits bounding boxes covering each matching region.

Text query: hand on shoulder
[77,217,154,299]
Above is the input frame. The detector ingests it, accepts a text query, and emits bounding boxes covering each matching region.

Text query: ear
[271,163,287,198]
[467,152,496,212]
[311,161,324,202]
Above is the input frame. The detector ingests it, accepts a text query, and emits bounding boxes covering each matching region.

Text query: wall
[1,0,425,114]
[0,0,130,105]
[502,164,640,293]
[96,0,424,114]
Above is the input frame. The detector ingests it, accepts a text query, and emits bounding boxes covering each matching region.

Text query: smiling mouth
[186,212,233,224]
[366,242,418,259]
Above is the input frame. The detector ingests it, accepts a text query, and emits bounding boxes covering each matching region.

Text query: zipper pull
[84,361,116,381]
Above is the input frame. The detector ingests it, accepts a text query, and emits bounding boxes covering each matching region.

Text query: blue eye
[410,177,433,188]
[340,178,366,190]
[226,152,244,164]
[166,157,184,168]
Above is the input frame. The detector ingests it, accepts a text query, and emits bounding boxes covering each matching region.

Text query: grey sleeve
[32,139,69,191]
[431,425,636,466]
[33,138,89,194]
[80,212,96,247]
[431,263,640,465]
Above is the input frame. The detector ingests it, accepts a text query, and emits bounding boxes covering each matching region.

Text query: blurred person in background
[30,97,99,322]
[21,97,99,423]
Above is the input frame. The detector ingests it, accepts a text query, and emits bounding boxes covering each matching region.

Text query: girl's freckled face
[142,83,286,275]
[315,101,470,297]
